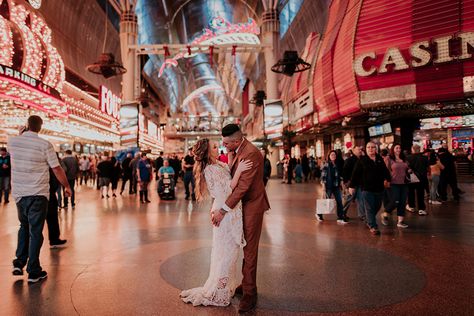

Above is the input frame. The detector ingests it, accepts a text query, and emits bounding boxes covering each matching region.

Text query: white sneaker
[337,219,349,225]
[406,205,415,213]
[431,201,442,205]
[397,221,409,228]
[418,210,427,216]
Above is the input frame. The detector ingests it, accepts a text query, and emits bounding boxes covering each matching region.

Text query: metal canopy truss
[129,43,268,56]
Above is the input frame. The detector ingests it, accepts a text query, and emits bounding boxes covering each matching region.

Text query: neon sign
[158,17,260,77]
[0,64,61,99]
[100,86,121,120]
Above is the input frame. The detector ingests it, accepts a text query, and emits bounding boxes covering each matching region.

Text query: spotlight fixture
[250,90,266,107]
[271,51,311,76]
[87,53,127,79]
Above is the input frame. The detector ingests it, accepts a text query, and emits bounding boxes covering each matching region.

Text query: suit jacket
[226,139,270,214]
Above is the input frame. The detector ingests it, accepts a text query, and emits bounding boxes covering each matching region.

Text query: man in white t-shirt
[8,116,71,283]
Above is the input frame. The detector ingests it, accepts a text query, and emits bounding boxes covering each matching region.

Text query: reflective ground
[0,179,473,315]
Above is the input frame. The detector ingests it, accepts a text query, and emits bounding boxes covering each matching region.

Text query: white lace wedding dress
[180,162,246,306]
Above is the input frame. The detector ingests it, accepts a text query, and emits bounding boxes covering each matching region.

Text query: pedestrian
[301,153,310,182]
[350,142,391,235]
[428,151,444,205]
[295,159,303,183]
[137,153,152,203]
[0,147,11,203]
[309,156,316,181]
[154,151,164,180]
[97,156,113,199]
[261,148,271,186]
[320,150,347,223]
[62,150,79,209]
[183,148,196,201]
[79,155,90,185]
[120,153,133,195]
[438,147,462,201]
[381,143,409,228]
[130,152,140,194]
[8,115,72,283]
[110,157,121,197]
[47,166,67,248]
[287,155,297,184]
[342,146,364,220]
[406,144,429,216]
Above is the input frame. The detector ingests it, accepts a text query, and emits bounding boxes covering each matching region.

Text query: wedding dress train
[180,162,245,306]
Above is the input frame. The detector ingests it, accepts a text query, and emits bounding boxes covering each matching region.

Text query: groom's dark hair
[222,124,241,137]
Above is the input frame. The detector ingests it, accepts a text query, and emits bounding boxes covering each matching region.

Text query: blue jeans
[184,171,195,198]
[386,184,408,217]
[430,175,440,201]
[326,187,344,219]
[15,196,48,274]
[361,191,384,229]
[343,187,365,218]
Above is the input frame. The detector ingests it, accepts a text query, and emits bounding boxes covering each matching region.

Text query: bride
[180,138,252,306]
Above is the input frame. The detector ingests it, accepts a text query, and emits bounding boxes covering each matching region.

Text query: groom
[212,124,270,313]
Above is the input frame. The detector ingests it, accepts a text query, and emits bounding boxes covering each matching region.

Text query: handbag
[315,191,337,215]
[406,172,420,184]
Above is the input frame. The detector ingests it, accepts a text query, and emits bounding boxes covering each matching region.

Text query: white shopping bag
[316,198,336,215]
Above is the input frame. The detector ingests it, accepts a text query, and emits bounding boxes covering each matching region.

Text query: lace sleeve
[204,164,232,210]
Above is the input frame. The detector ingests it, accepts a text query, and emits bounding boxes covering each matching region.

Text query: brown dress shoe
[238,294,257,313]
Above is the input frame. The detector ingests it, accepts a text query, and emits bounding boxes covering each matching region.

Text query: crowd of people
[314,142,464,235]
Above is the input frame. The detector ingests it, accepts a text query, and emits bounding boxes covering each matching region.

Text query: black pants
[47,193,60,243]
[408,180,427,210]
[121,175,133,193]
[63,179,75,207]
[438,172,460,200]
[80,171,89,185]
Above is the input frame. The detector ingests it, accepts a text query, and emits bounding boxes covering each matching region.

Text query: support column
[261,8,280,100]
[120,10,139,102]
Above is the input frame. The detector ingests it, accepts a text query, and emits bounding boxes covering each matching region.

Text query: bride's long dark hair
[193,138,215,202]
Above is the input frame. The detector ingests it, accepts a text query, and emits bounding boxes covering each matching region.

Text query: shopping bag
[316,198,336,215]
[408,173,420,183]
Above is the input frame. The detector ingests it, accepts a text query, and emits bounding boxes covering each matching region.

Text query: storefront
[0,0,121,152]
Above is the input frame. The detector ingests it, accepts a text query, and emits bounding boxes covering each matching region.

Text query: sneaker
[431,200,442,205]
[12,259,24,276]
[397,221,409,228]
[28,270,47,283]
[370,227,381,235]
[418,210,428,216]
[337,219,349,224]
[381,212,390,226]
[50,239,67,248]
[316,214,324,221]
[406,205,415,213]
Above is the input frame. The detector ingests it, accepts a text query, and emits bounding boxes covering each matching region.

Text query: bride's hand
[236,160,252,174]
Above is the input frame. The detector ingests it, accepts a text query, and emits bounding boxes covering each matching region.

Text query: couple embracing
[180,124,270,313]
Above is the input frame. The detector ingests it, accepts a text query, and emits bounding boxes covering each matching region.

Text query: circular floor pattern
[161,233,425,313]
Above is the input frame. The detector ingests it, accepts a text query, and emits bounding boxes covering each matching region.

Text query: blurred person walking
[130,152,140,194]
[120,153,133,195]
[406,145,429,215]
[438,147,461,201]
[320,150,347,223]
[62,150,79,209]
[350,142,391,235]
[0,147,11,203]
[47,166,67,248]
[261,149,271,186]
[137,153,152,203]
[381,144,409,228]
[110,157,121,197]
[79,155,90,185]
[97,156,113,198]
[183,148,196,200]
[8,115,71,283]
[154,151,164,180]
[342,146,364,220]
[428,151,444,204]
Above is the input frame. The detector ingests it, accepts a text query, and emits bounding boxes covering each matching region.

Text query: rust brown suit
[226,138,270,295]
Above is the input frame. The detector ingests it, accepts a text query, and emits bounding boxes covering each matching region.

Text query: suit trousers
[241,211,264,296]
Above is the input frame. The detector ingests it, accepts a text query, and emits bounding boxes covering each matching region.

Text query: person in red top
[218,150,228,164]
